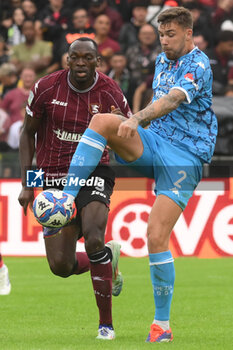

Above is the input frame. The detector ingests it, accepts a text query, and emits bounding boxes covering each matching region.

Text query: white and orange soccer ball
[33,189,75,228]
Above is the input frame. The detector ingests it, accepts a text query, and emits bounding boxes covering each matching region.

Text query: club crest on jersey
[184,73,199,91]
[184,73,194,82]
[89,104,102,114]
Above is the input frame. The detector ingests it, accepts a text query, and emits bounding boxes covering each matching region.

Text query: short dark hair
[158,6,193,29]
[69,37,98,52]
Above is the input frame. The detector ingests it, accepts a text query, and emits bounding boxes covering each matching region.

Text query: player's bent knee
[48,257,74,278]
[89,113,107,128]
[89,113,120,134]
[85,235,104,255]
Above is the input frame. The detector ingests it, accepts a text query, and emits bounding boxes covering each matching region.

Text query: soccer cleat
[0,264,11,295]
[112,271,123,297]
[96,325,115,340]
[106,240,123,296]
[146,324,173,343]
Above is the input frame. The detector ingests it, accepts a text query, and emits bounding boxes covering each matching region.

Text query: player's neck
[184,42,195,56]
[68,71,98,92]
[178,43,195,60]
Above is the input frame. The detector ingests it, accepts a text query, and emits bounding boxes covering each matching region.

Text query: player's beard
[164,47,183,61]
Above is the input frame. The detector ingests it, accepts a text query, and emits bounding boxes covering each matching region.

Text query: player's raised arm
[118,89,186,138]
[18,114,41,215]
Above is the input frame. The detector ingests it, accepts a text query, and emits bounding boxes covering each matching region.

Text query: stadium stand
[0,0,233,178]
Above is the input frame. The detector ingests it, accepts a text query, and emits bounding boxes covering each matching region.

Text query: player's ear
[186,28,193,41]
[66,53,71,68]
[96,55,101,67]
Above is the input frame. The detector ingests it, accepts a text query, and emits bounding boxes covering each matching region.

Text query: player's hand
[117,116,139,138]
[18,187,34,216]
[111,105,124,116]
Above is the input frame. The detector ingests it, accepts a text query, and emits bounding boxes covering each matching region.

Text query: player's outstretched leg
[146,250,175,343]
[0,255,11,295]
[145,195,181,343]
[106,240,123,297]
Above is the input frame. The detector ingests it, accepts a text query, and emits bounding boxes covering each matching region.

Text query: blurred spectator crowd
[0,0,233,177]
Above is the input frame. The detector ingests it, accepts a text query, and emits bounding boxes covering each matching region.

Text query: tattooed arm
[134,89,186,127]
[117,89,186,138]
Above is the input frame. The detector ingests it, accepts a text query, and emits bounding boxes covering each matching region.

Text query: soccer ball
[33,189,75,228]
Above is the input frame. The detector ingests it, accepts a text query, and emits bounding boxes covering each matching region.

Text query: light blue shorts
[115,126,203,210]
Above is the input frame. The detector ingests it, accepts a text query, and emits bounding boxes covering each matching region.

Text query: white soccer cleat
[106,240,123,296]
[96,325,115,340]
[0,264,11,295]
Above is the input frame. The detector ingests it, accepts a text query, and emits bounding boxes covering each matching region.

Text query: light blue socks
[149,250,175,323]
[64,128,106,197]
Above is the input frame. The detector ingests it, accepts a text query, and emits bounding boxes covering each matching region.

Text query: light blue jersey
[150,47,218,163]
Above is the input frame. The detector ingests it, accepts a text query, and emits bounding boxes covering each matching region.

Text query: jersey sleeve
[171,57,211,104]
[26,77,50,118]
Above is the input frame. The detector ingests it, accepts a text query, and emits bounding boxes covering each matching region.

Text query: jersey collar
[67,71,99,93]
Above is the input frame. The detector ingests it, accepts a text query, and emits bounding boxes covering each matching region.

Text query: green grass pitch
[0,257,233,350]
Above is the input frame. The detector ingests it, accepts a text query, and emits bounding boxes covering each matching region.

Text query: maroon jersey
[26,70,132,179]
